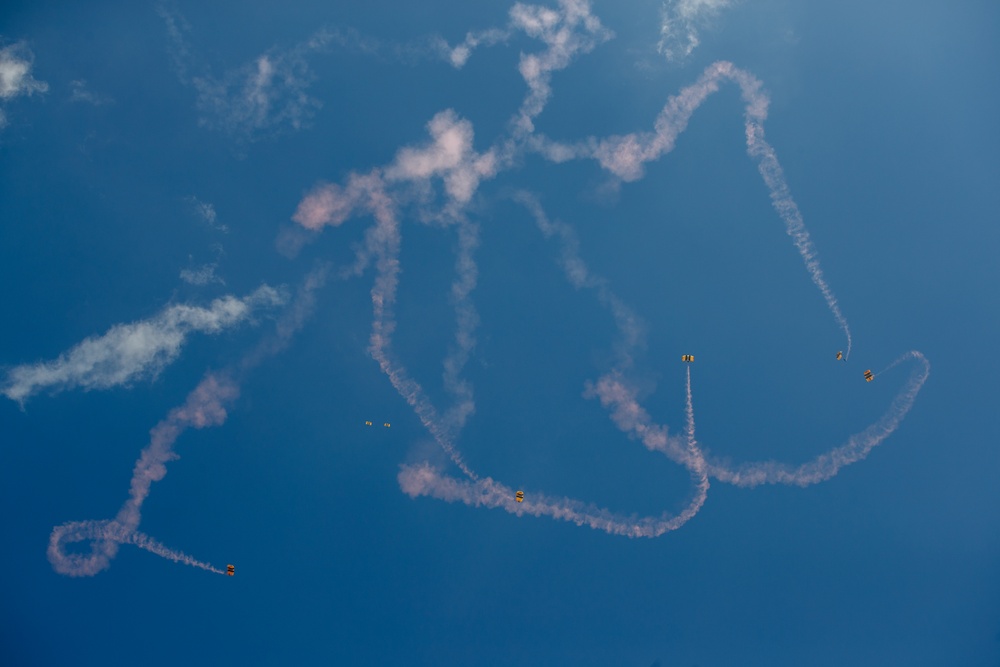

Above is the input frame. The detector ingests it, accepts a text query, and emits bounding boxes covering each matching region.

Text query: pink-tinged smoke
[48,520,224,577]
[392,190,926,535]
[116,373,239,531]
[385,187,709,537]
[534,61,852,356]
[282,31,925,538]
[292,166,482,479]
[48,268,328,576]
[292,173,388,230]
[48,372,238,577]
[396,359,708,539]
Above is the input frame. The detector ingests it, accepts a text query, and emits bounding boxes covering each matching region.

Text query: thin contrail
[47,267,328,576]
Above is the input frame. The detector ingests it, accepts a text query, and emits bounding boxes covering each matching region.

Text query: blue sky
[2,1,999,665]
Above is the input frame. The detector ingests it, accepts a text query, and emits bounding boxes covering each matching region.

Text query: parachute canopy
[836,351,844,361]
[515,490,524,503]
[364,421,373,426]
[226,564,235,576]
[864,370,874,382]
[383,422,391,428]
[681,354,694,363]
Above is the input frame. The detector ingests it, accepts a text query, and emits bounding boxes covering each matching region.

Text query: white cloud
[1,285,286,405]
[658,0,736,62]
[185,196,227,232]
[69,80,112,106]
[0,41,48,128]
[180,263,224,286]
[191,33,332,142]
[157,4,333,142]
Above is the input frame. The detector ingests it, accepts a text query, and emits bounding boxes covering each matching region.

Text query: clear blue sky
[2,1,999,665]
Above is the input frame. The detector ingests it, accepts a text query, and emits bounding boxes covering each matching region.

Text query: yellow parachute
[864,370,874,382]
[681,354,694,363]
[515,490,524,503]
[226,564,235,576]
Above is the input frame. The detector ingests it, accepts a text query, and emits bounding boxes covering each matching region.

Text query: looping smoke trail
[384,187,924,535]
[48,520,224,576]
[532,60,852,357]
[360,184,481,481]
[398,359,709,538]
[47,267,328,576]
[701,351,930,488]
[285,17,923,539]
[389,189,712,537]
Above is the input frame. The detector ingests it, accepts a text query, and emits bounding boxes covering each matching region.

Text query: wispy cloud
[191,43,327,142]
[0,41,48,128]
[658,0,736,62]
[180,263,224,286]
[2,286,286,406]
[437,0,612,138]
[69,79,112,106]
[157,4,333,143]
[185,195,227,232]
[156,2,194,82]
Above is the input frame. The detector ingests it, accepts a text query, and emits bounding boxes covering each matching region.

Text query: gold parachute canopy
[226,564,235,576]
[836,351,844,361]
[864,369,874,382]
[515,490,524,503]
[681,354,694,363]
[364,420,373,426]
[383,422,391,428]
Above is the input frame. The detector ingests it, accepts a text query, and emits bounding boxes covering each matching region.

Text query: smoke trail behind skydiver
[48,266,329,577]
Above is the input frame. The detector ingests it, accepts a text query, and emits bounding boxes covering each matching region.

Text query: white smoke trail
[390,191,925,534]
[397,361,709,538]
[532,61,853,356]
[48,520,223,577]
[326,172,483,480]
[393,192,710,537]
[440,217,481,439]
[282,17,924,538]
[47,268,328,577]
[701,351,930,488]
[874,353,911,378]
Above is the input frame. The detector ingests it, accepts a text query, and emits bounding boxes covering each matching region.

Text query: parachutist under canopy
[864,369,874,382]
[515,490,524,503]
[226,564,235,576]
[681,354,694,363]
